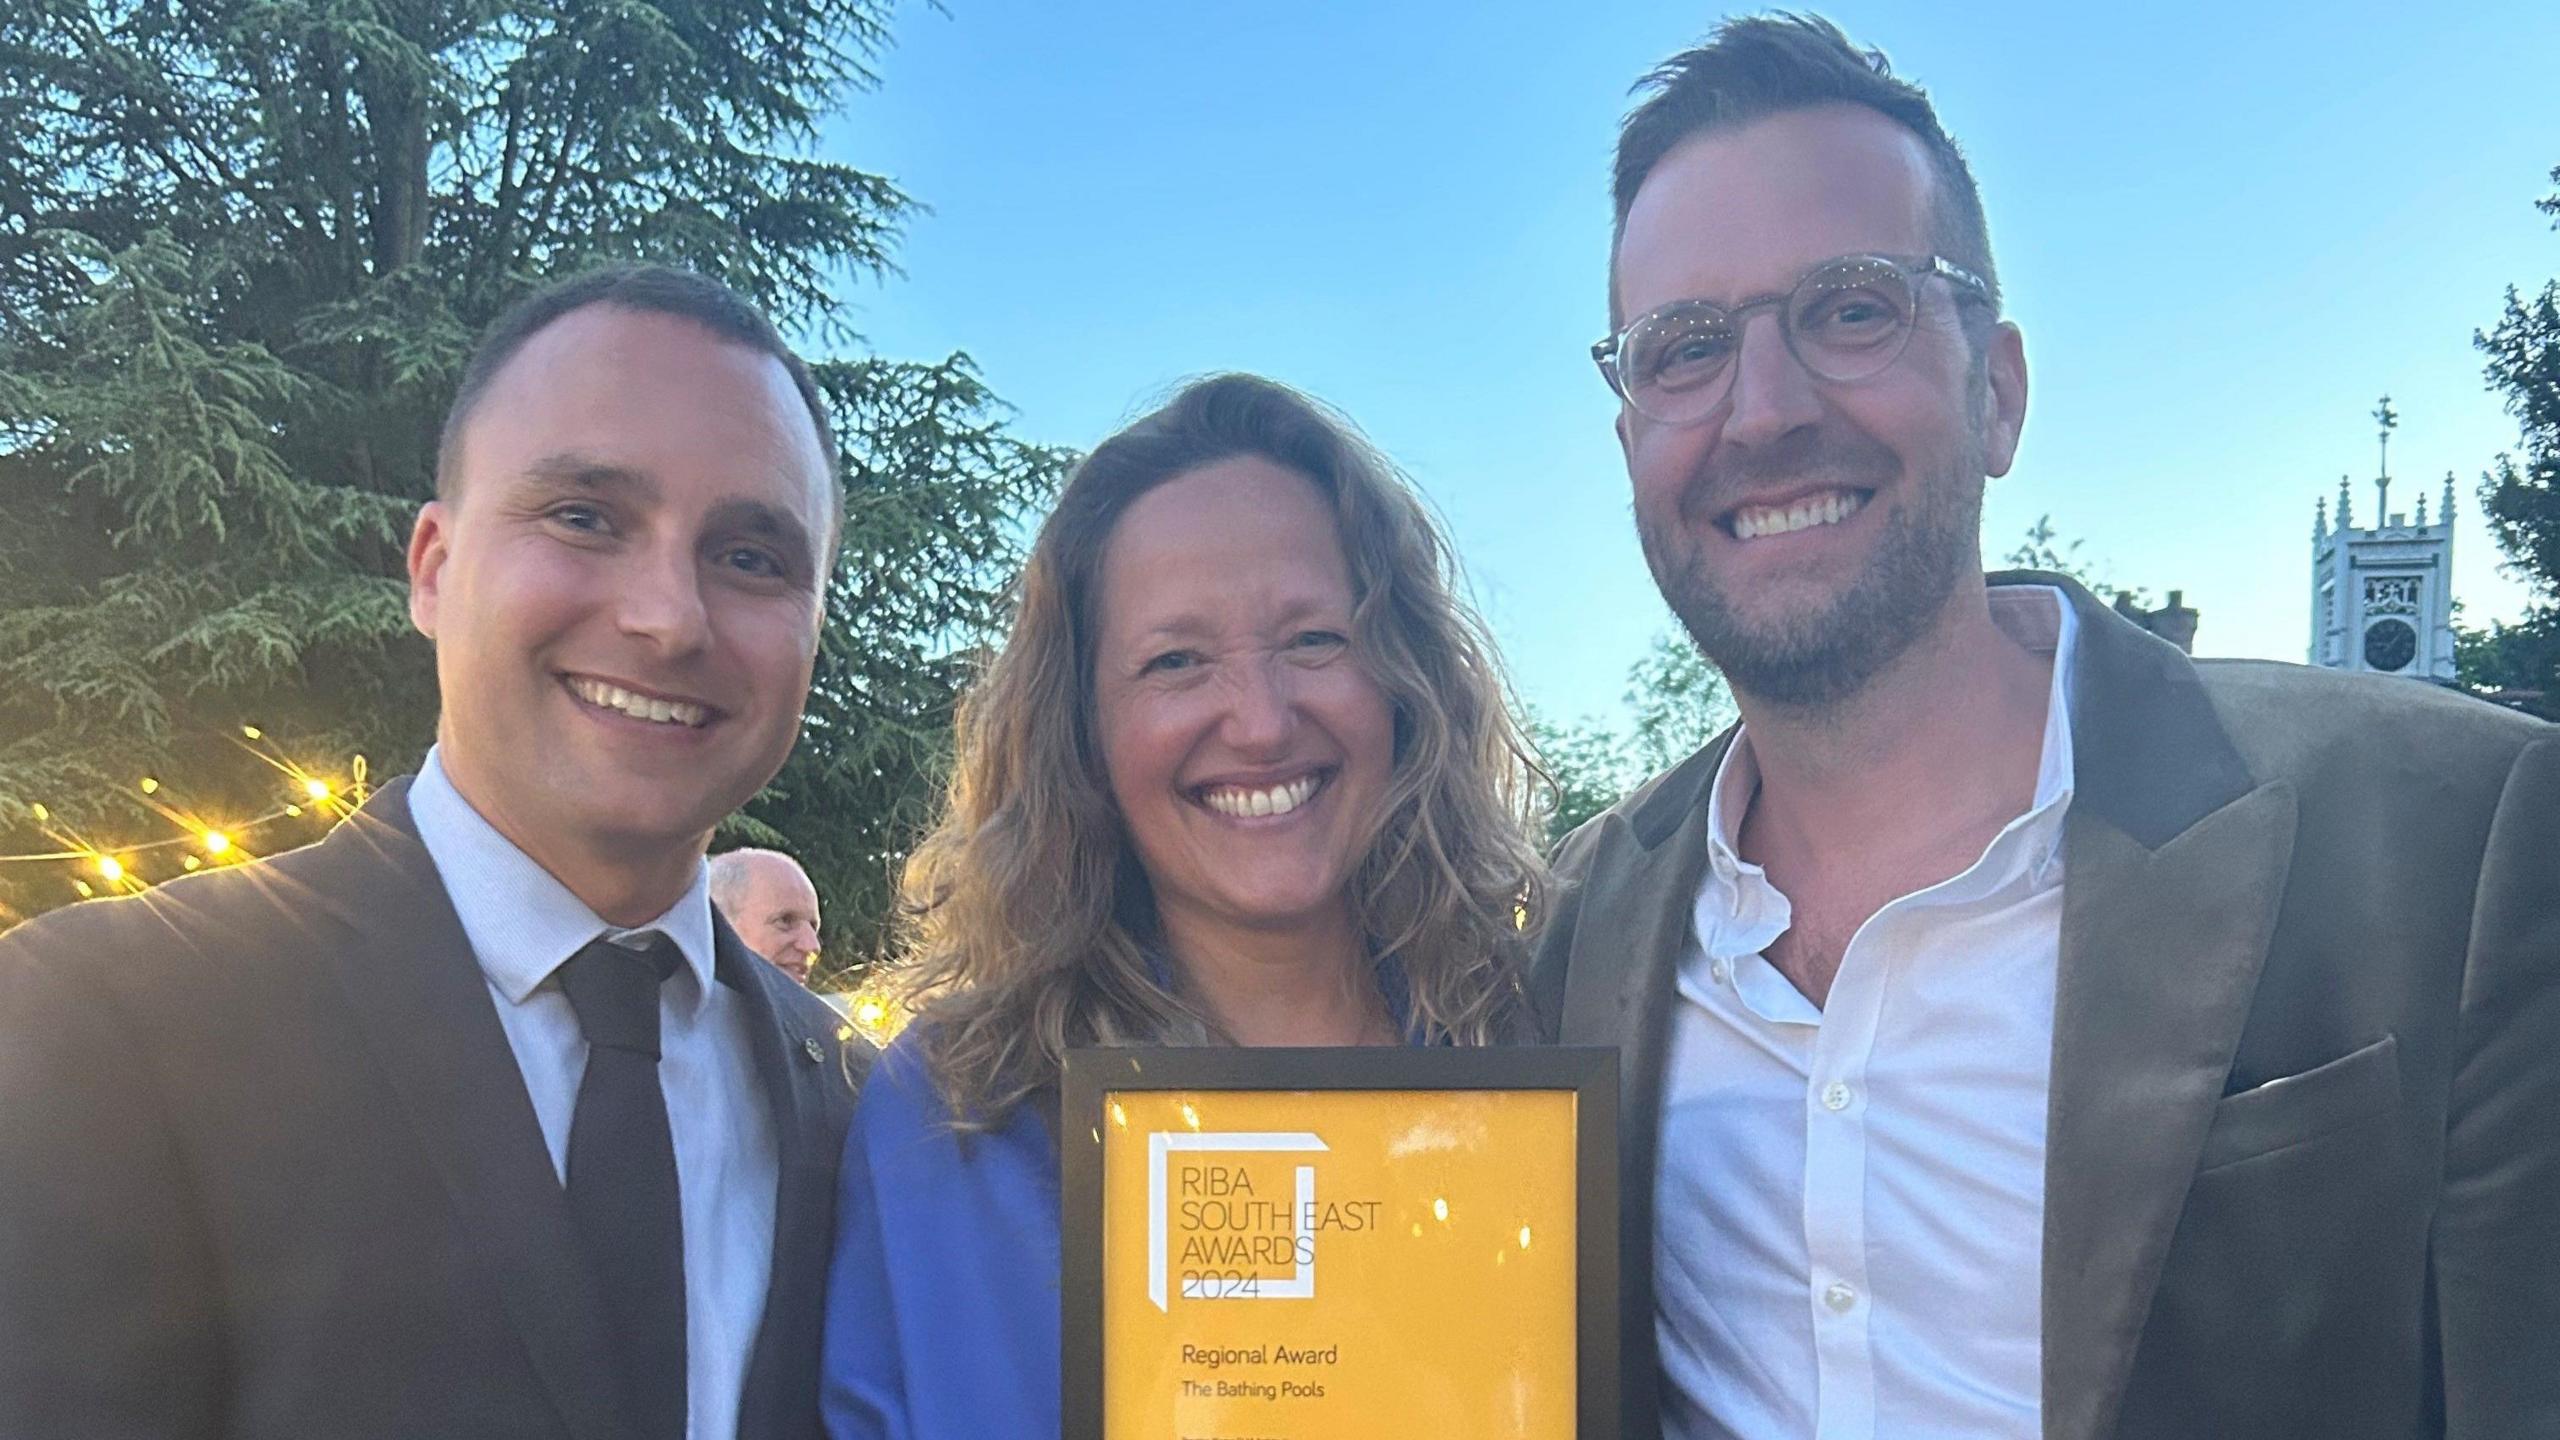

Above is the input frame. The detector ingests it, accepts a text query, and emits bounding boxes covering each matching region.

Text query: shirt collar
[408,746,719,1010]
[2004,583,2079,882]
[1701,583,2081,889]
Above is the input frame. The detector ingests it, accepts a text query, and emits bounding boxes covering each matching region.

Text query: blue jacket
[822,1035,1062,1439]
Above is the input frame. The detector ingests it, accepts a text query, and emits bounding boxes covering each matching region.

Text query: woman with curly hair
[819,373,1548,1438]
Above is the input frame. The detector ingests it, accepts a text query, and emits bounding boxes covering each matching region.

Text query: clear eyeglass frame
[1592,253,1991,425]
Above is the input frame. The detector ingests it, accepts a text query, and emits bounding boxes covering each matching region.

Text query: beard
[1637,415,1987,709]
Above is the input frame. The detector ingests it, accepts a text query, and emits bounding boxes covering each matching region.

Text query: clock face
[2363,618,2418,672]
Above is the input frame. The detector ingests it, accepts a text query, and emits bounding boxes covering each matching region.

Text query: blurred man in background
[711,847,823,987]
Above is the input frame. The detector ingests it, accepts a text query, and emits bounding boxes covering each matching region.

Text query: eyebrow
[522,452,820,569]
[1124,594,1347,648]
[705,498,820,571]
[522,452,659,498]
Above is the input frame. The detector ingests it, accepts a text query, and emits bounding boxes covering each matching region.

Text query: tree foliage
[1623,631,1736,775]
[1525,712,1633,848]
[2477,165,2560,601]
[2002,513,2146,606]
[2453,608,2560,717]
[1530,633,1736,846]
[0,0,1067,964]
[2452,162,2560,720]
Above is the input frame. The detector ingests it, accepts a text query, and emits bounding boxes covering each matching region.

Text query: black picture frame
[1059,1045,1621,1439]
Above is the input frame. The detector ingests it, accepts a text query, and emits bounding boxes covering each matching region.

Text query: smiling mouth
[1719,487,1873,541]
[564,675,715,728]
[1195,771,1329,819]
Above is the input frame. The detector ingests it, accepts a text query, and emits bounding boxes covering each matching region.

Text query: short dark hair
[435,263,842,549]
[1610,13,2000,322]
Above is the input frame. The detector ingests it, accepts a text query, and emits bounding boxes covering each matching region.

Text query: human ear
[407,501,452,639]
[1981,321,2029,479]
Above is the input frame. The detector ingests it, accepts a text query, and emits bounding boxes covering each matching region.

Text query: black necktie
[559,932,688,1440]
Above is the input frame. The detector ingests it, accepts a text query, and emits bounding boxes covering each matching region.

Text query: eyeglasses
[1591,254,1991,425]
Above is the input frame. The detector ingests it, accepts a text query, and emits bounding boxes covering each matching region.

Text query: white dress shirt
[409,748,778,1440]
[1656,586,2079,1440]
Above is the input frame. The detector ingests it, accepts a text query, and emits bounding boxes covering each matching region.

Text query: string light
[0,726,373,915]
[837,988,907,1046]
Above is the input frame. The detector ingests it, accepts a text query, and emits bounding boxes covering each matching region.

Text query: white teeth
[569,678,708,727]
[1729,489,1868,541]
[1203,774,1322,818]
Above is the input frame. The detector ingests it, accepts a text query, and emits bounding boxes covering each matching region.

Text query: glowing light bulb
[855,999,886,1026]
[1432,1197,1450,1223]
[303,778,331,800]
[94,855,124,882]
[241,725,263,739]
[139,777,159,795]
[29,803,47,822]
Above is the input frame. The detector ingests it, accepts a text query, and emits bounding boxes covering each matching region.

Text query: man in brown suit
[1539,16,2558,1440]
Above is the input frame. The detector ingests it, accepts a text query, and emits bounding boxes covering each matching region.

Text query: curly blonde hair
[894,374,1546,1126]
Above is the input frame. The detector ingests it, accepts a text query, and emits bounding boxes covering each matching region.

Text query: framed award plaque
[1060,1046,1619,1440]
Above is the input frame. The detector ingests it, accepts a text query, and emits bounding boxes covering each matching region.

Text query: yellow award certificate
[1061,1047,1619,1440]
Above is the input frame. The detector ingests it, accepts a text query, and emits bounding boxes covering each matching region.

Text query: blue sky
[821,1,2560,731]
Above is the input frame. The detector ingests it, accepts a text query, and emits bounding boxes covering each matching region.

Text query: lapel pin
[802,1037,826,1064]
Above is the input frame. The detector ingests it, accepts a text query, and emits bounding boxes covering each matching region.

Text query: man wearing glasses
[1533,15,2558,1440]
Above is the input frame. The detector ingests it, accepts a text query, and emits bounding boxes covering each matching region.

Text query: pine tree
[0,0,1067,960]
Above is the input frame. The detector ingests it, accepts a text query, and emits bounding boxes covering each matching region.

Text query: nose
[1215,656,1297,754]
[1718,311,1824,452]
[617,541,714,656]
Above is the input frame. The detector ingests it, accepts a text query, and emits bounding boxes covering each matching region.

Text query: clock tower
[2308,396,2457,684]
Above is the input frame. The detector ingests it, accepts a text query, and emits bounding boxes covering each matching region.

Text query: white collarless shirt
[409,748,778,1440]
[1656,586,2079,1440]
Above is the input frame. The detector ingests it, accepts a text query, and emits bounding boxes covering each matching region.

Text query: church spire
[2374,394,2398,525]
[2309,409,2459,685]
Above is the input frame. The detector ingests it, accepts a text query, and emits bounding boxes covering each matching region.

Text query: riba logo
[1142,1129,1390,1313]
[1146,1131,1325,1312]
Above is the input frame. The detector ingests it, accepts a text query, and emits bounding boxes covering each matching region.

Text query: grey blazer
[0,778,873,1440]
[1529,572,2560,1440]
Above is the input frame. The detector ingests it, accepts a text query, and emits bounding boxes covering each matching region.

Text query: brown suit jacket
[0,778,872,1440]
[1529,573,2560,1440]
